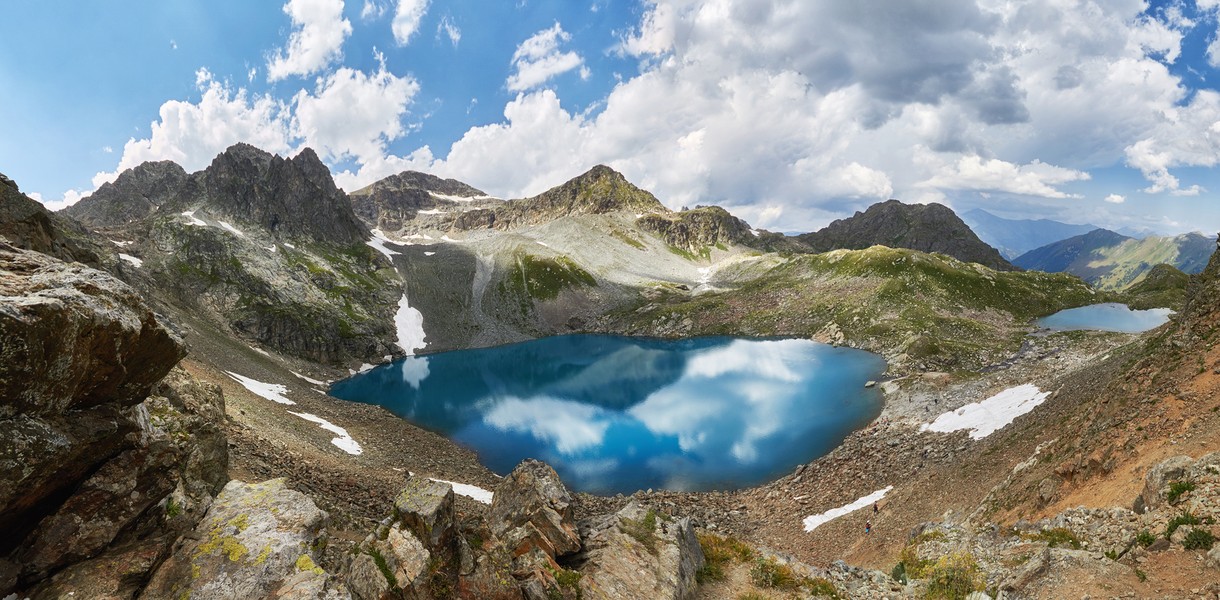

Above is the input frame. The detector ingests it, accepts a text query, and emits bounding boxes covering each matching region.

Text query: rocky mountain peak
[485,165,666,230]
[196,144,368,245]
[798,199,1017,271]
[63,160,187,228]
[351,170,487,198]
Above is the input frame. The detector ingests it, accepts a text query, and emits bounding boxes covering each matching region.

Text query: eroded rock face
[0,173,108,268]
[574,502,704,600]
[140,478,341,600]
[349,476,459,600]
[489,459,581,560]
[63,160,188,229]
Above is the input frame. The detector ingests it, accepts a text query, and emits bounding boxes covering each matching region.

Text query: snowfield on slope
[225,371,295,405]
[920,383,1051,440]
[803,486,893,532]
[289,411,363,455]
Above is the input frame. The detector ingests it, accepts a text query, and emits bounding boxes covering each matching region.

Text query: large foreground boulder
[348,476,456,600]
[574,502,704,600]
[140,478,342,599]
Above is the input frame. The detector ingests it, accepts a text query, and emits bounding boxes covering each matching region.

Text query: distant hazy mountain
[797,200,1016,271]
[1014,228,1214,290]
[960,209,1099,260]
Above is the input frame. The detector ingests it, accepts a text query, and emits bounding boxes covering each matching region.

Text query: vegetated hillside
[1015,229,1214,290]
[597,245,1100,373]
[1120,263,1190,309]
[57,144,403,366]
[960,208,1098,259]
[798,199,1016,271]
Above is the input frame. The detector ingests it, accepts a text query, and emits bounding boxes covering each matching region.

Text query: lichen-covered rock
[393,476,457,551]
[139,478,333,600]
[489,459,581,560]
[349,524,432,600]
[574,502,704,600]
[24,538,171,600]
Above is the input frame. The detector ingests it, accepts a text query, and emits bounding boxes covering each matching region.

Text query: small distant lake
[1037,303,1173,333]
[330,335,886,494]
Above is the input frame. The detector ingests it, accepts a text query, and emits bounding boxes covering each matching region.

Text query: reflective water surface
[330,335,886,494]
[1037,303,1172,333]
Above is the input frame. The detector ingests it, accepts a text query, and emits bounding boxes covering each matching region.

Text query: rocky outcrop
[188,144,369,245]
[63,160,187,229]
[636,206,754,255]
[574,502,704,600]
[0,173,108,268]
[0,242,228,597]
[489,459,582,561]
[798,199,1016,271]
[453,165,666,232]
[140,478,341,600]
[1136,455,1194,513]
[348,476,457,600]
[349,170,488,232]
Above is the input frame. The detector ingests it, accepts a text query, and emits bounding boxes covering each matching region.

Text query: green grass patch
[1136,530,1156,547]
[697,533,754,583]
[923,552,984,600]
[1166,480,1196,505]
[1183,528,1215,550]
[750,556,799,590]
[620,510,660,555]
[1167,511,1201,538]
[1027,528,1082,549]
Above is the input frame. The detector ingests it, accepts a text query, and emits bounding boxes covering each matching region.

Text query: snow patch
[291,371,327,386]
[118,253,143,268]
[289,411,362,455]
[424,251,436,257]
[429,192,494,203]
[249,346,271,357]
[395,294,428,355]
[358,363,375,374]
[417,209,444,215]
[224,371,295,405]
[441,235,461,243]
[920,384,1051,440]
[803,486,893,532]
[110,239,134,247]
[367,228,402,259]
[181,210,206,226]
[218,221,244,236]
[283,242,296,249]
[408,471,493,504]
[266,245,277,253]
[406,233,432,240]
[535,240,550,248]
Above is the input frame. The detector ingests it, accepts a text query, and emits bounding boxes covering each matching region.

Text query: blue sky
[3,0,1220,236]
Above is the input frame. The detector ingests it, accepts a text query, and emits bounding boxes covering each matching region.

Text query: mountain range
[1013,228,1214,290]
[959,208,1100,259]
[3,143,1218,599]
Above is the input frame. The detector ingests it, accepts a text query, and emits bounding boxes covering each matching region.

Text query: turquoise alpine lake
[1036,303,1173,333]
[329,335,887,494]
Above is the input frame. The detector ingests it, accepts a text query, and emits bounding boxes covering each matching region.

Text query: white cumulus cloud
[1104,193,1126,204]
[392,0,430,45]
[266,0,352,82]
[506,23,585,92]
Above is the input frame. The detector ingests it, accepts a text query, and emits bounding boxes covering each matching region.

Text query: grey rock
[1139,455,1194,511]
[393,476,457,551]
[575,502,705,600]
[63,160,187,228]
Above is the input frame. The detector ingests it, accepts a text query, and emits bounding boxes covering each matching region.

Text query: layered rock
[798,199,1016,271]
